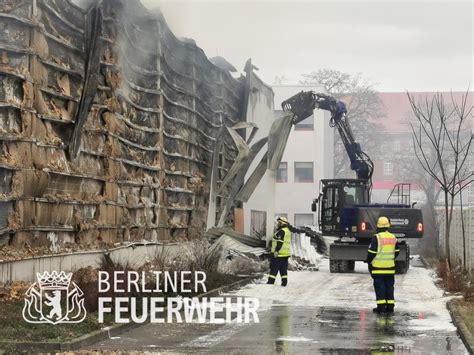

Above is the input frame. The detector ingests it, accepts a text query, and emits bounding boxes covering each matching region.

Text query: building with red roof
[371,92,473,205]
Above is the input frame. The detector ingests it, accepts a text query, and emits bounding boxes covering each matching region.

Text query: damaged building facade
[0,0,287,251]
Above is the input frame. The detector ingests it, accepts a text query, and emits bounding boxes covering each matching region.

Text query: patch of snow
[408,318,456,332]
[47,232,58,252]
[277,336,313,342]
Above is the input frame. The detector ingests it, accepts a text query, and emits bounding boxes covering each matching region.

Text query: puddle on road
[88,303,467,354]
[259,306,467,355]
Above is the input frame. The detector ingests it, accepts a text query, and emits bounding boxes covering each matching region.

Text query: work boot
[266,279,275,285]
[373,305,386,314]
[281,279,288,287]
[385,305,394,314]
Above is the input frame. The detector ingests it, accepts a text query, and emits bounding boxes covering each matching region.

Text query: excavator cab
[312,179,370,235]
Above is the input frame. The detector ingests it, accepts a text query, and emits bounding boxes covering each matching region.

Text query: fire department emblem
[23,271,87,324]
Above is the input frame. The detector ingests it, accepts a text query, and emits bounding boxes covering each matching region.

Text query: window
[322,186,339,227]
[294,213,314,226]
[277,162,288,182]
[250,210,266,238]
[342,185,367,205]
[383,161,393,176]
[295,114,314,130]
[394,140,401,152]
[294,162,314,182]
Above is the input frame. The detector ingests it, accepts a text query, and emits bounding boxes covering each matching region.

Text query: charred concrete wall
[0,0,245,250]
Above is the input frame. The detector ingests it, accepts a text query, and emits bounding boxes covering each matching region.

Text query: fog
[141,0,473,92]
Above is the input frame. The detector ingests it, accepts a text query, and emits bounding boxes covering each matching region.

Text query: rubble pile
[0,0,245,251]
[0,281,30,301]
[207,227,324,273]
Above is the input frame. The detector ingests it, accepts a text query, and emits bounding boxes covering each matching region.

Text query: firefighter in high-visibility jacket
[366,216,400,314]
[267,217,291,286]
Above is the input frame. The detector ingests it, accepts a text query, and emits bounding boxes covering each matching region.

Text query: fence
[438,207,474,273]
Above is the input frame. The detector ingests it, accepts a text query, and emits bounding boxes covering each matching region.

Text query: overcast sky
[140,0,473,92]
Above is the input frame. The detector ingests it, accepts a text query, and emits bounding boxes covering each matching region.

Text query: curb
[419,255,429,268]
[419,255,436,269]
[447,299,474,355]
[0,276,258,353]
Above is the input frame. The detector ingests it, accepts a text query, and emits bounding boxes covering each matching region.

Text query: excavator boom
[282,91,374,184]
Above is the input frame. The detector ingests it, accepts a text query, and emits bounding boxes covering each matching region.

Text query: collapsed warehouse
[0,0,254,249]
[0,0,326,268]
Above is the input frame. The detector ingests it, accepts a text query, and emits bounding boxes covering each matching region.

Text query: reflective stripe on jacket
[371,231,397,274]
[271,227,291,257]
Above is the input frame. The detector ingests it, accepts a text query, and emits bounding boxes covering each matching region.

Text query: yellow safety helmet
[377,216,391,229]
[277,216,289,225]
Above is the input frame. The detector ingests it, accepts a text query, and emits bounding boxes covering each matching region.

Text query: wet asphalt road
[86,258,468,354]
[204,306,466,354]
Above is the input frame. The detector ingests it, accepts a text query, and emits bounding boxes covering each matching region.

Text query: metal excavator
[282,91,423,274]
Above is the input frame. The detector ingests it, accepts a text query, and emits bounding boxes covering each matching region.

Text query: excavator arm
[281,91,374,184]
[281,91,421,275]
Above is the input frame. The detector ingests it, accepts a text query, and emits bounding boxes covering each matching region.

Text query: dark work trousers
[372,274,395,311]
[267,256,289,286]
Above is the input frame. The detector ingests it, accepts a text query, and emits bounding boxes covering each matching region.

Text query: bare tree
[395,125,443,259]
[273,75,288,85]
[408,90,473,268]
[300,69,385,177]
